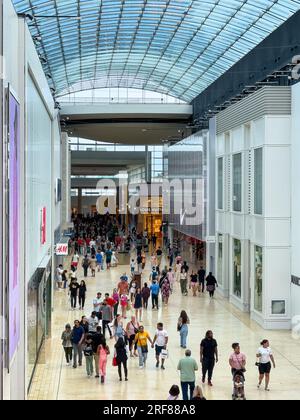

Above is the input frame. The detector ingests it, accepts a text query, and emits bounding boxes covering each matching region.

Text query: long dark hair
[115,337,125,349]
[180,310,188,324]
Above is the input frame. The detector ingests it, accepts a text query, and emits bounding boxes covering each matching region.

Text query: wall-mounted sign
[55,243,69,256]
[41,207,46,245]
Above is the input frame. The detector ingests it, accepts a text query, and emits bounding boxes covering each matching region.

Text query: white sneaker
[139,365,144,369]
[66,363,70,366]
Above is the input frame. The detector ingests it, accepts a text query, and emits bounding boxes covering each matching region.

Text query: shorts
[259,362,271,374]
[155,345,165,356]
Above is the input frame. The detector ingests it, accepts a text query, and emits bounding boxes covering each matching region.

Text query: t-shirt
[230,352,246,370]
[155,330,168,347]
[101,305,112,322]
[135,331,150,347]
[96,253,103,263]
[69,282,79,296]
[88,316,99,333]
[93,298,102,312]
[258,347,272,364]
[198,269,206,282]
[177,357,198,382]
[150,283,160,296]
[72,254,80,263]
[191,274,198,283]
[106,250,112,261]
[56,267,63,281]
[201,338,218,359]
[118,281,129,295]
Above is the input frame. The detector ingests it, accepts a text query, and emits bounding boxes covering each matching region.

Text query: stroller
[232,370,246,400]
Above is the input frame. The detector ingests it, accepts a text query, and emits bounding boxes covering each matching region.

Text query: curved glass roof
[13,0,300,102]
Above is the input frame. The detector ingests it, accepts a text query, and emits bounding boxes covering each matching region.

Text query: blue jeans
[72,343,83,367]
[137,346,148,367]
[181,381,195,401]
[180,324,188,348]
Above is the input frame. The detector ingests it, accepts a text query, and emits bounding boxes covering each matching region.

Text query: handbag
[112,356,118,367]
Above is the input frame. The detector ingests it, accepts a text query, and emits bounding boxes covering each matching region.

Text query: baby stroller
[232,370,246,400]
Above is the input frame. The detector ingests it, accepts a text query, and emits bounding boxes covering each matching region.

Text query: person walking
[88,311,99,334]
[93,292,103,320]
[200,330,218,386]
[167,268,175,293]
[79,280,87,310]
[180,268,188,296]
[120,294,129,319]
[90,256,97,277]
[134,325,154,369]
[229,343,247,379]
[118,275,129,297]
[82,255,90,278]
[156,247,163,267]
[83,334,94,378]
[150,279,160,310]
[69,278,80,310]
[114,316,126,342]
[175,260,182,283]
[129,278,137,303]
[71,320,85,369]
[161,279,171,305]
[152,323,169,370]
[134,288,143,321]
[178,310,190,349]
[97,340,110,384]
[62,270,68,289]
[115,337,128,382]
[177,350,198,401]
[206,272,218,298]
[190,271,198,297]
[61,324,73,366]
[71,252,80,272]
[126,316,139,357]
[198,267,206,293]
[112,288,120,318]
[256,340,276,391]
[100,300,113,339]
[142,283,150,309]
[96,249,103,272]
[56,264,64,289]
[106,248,113,270]
[92,326,104,379]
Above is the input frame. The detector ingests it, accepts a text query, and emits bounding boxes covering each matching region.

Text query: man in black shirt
[69,278,80,310]
[92,326,105,378]
[182,261,189,272]
[198,267,206,293]
[200,330,218,386]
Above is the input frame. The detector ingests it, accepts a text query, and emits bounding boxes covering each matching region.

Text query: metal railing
[59,96,186,105]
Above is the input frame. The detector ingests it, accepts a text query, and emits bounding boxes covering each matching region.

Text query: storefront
[27,258,52,391]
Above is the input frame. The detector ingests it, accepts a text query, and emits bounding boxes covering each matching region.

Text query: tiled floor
[28,254,300,400]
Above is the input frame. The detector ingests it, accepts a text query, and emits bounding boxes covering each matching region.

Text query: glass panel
[254,246,263,313]
[233,238,242,298]
[254,148,263,215]
[233,153,242,212]
[13,1,300,101]
[218,234,223,286]
[218,157,223,210]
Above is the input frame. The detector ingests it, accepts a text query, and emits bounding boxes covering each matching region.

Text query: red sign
[41,207,46,245]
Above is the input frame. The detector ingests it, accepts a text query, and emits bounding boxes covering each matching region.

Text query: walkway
[28,255,300,400]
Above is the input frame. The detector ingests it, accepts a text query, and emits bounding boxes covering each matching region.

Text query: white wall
[2,0,25,401]
[216,113,292,329]
[291,82,300,320]
[2,1,62,399]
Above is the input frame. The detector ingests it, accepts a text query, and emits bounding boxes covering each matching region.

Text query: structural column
[78,188,83,215]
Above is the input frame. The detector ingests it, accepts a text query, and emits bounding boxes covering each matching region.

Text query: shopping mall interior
[1,0,300,401]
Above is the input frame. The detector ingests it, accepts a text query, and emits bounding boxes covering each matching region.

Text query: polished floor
[29,254,300,400]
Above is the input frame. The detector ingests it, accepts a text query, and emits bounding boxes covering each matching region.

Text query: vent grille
[216,86,291,135]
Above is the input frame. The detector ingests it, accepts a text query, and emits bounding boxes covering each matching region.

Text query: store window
[218,158,223,210]
[233,153,242,212]
[233,239,242,298]
[218,234,223,285]
[254,148,263,215]
[254,246,263,313]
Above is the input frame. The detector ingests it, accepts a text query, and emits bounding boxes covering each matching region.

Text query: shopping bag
[161,349,169,360]
[112,356,118,367]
